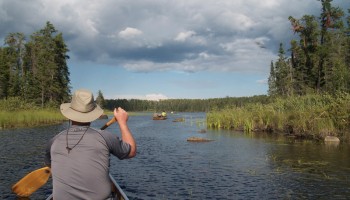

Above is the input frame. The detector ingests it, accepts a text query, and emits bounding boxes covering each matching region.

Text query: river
[1,112,349,199]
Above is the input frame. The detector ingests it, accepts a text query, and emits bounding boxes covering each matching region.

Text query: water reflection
[1,113,349,199]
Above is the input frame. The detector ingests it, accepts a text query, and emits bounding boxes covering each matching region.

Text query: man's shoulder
[90,128,117,140]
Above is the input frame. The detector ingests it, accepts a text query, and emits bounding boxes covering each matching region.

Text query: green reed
[0,109,65,129]
[207,93,350,141]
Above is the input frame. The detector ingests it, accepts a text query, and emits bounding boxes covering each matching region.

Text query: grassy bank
[0,98,151,130]
[0,109,65,129]
[0,97,65,129]
[207,93,350,141]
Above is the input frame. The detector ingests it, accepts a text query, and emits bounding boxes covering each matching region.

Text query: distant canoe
[153,116,167,120]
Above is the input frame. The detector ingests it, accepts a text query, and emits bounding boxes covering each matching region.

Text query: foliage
[0,21,70,108]
[0,97,38,111]
[0,109,64,129]
[207,93,350,141]
[96,90,106,109]
[269,0,349,96]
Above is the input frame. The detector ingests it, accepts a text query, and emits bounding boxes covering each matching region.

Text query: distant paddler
[161,111,167,117]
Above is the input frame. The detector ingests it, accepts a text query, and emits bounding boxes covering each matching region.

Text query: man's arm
[114,107,136,158]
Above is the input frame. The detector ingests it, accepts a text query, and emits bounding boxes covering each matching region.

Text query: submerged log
[324,136,340,142]
[173,118,185,122]
[198,129,206,133]
[187,137,213,142]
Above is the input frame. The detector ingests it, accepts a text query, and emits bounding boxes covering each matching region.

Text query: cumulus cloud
[110,93,169,101]
[145,93,169,101]
[174,31,196,42]
[118,27,143,39]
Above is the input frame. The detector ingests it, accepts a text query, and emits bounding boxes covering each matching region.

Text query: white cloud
[218,12,256,31]
[145,93,169,101]
[110,93,169,101]
[118,27,143,39]
[174,31,196,42]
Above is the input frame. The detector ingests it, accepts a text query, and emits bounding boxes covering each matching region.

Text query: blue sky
[1,0,349,100]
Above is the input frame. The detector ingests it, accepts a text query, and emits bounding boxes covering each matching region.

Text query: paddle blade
[12,167,51,197]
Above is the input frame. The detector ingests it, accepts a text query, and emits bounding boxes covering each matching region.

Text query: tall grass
[0,110,65,129]
[207,93,350,141]
[0,97,65,129]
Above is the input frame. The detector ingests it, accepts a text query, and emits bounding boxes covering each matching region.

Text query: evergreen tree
[273,43,292,96]
[26,22,70,107]
[53,33,71,104]
[96,90,105,109]
[268,61,276,96]
[290,39,308,95]
[0,47,9,99]
[269,0,349,96]
[317,0,345,92]
[4,33,26,97]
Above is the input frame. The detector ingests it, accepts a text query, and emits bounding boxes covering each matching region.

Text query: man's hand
[114,107,129,126]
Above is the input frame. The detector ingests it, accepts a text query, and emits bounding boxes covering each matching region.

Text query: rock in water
[324,136,340,142]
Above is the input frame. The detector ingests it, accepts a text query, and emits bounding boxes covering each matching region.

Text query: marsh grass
[207,93,350,141]
[0,109,65,129]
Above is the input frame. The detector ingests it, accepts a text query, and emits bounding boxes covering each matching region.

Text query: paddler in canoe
[161,111,167,117]
[43,89,137,199]
[152,111,167,120]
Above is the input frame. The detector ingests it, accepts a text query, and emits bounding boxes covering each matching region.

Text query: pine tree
[4,33,26,97]
[96,90,105,109]
[26,22,70,107]
[268,61,276,96]
[274,43,292,96]
[317,0,345,92]
[0,47,9,99]
[53,33,71,104]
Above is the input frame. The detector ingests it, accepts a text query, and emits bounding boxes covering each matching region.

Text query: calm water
[1,112,349,200]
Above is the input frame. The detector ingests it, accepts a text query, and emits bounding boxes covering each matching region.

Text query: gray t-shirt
[44,126,131,200]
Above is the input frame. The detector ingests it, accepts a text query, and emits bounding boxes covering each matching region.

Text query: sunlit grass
[207,93,350,141]
[0,109,65,129]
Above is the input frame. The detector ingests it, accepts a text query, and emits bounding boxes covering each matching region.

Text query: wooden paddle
[12,117,117,197]
[12,167,51,197]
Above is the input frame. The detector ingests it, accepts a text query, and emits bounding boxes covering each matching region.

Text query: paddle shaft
[101,117,117,130]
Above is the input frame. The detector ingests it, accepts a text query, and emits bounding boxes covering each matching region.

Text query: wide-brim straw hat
[60,89,103,123]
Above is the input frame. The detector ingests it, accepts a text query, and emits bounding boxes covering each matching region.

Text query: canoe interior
[45,174,128,200]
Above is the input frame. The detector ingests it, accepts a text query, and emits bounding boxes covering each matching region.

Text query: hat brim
[60,103,104,123]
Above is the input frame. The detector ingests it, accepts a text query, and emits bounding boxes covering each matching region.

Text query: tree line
[0,21,70,108]
[269,0,350,96]
[102,95,271,112]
